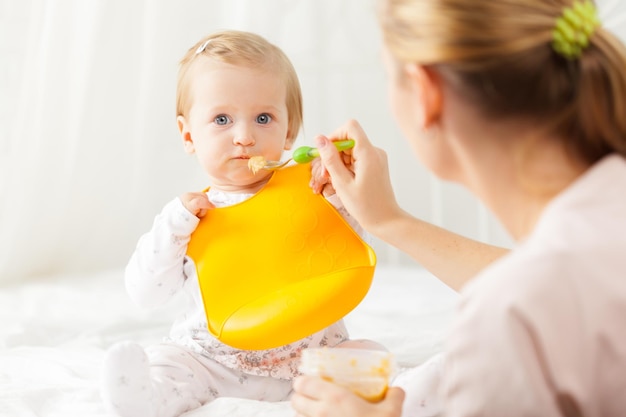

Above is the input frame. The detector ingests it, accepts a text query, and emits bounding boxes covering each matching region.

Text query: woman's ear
[404,64,443,129]
[177,115,195,154]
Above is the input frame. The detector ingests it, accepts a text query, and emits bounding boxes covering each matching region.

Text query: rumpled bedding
[0,266,458,417]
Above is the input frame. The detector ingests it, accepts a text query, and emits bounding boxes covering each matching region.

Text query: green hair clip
[552,0,600,60]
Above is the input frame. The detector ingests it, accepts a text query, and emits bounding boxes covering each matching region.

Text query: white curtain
[1,0,625,282]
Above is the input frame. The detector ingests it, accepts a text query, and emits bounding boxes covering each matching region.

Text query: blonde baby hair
[176,30,303,142]
[378,0,626,164]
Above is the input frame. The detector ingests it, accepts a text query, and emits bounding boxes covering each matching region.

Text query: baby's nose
[233,125,255,146]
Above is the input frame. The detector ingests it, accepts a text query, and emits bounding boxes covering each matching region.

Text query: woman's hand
[291,375,405,417]
[313,120,402,235]
[179,192,214,218]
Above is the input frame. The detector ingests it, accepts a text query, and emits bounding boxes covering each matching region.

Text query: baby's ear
[283,135,296,151]
[177,115,195,154]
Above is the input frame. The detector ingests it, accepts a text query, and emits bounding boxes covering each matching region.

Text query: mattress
[0,265,458,417]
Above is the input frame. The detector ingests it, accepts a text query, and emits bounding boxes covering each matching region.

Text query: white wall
[1,0,624,280]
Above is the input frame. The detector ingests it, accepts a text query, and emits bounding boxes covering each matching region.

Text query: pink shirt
[442,154,626,417]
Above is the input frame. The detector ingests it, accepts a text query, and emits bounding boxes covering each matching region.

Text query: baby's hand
[310,157,336,197]
[310,138,354,197]
[180,192,214,218]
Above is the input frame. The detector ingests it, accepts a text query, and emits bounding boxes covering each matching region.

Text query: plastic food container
[298,348,396,402]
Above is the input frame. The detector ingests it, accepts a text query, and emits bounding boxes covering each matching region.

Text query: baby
[100,30,383,417]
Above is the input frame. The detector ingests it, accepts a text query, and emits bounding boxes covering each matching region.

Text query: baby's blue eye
[214,115,231,125]
[256,113,272,124]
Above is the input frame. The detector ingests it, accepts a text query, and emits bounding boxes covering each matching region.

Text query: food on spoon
[248,156,267,174]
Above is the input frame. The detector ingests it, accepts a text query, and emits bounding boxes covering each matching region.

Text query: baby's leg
[101,342,216,417]
[335,338,388,351]
[212,367,293,402]
[101,341,155,417]
[391,352,444,417]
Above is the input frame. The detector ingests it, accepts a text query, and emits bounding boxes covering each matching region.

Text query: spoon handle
[292,139,355,164]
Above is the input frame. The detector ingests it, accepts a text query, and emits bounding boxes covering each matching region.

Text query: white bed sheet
[0,266,458,417]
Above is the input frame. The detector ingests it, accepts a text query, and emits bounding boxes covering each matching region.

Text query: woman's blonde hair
[176,30,303,142]
[378,0,626,163]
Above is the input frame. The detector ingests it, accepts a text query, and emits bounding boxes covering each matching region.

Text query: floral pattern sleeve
[125,197,200,309]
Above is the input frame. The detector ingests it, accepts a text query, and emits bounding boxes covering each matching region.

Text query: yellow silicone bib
[186,163,376,350]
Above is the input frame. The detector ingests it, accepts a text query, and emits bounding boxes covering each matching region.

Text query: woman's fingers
[291,376,406,417]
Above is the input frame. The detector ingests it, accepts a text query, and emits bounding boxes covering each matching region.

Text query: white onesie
[101,189,368,417]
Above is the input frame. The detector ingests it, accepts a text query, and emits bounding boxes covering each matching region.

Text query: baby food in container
[298,348,396,402]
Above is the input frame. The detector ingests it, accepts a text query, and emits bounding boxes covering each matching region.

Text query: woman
[292,0,626,416]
